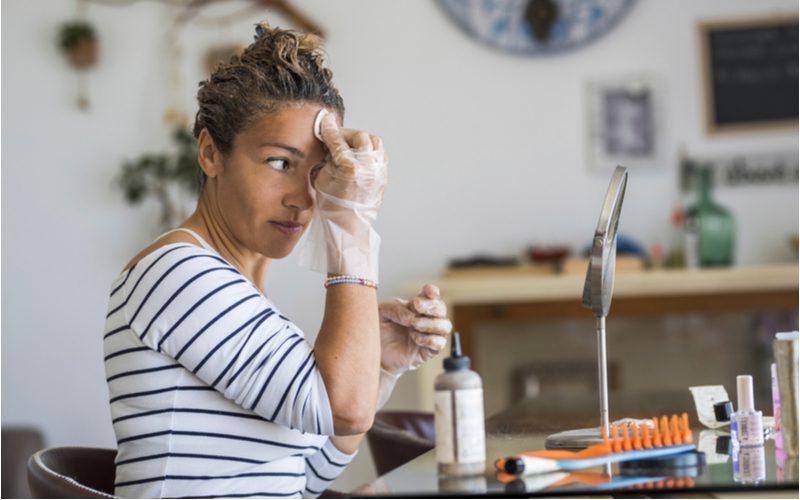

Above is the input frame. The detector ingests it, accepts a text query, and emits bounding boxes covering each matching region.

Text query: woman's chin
[262,242,298,260]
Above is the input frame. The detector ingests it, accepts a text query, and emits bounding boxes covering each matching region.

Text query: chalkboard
[699,15,798,134]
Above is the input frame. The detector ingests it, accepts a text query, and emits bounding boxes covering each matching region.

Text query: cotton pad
[313,108,328,141]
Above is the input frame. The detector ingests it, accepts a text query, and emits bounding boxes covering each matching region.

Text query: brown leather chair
[2,427,45,498]
[27,447,116,498]
[366,411,435,476]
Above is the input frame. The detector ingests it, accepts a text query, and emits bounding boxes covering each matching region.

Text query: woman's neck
[184,192,270,294]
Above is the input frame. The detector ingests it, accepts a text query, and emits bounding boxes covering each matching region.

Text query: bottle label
[434,388,486,464]
[735,413,764,446]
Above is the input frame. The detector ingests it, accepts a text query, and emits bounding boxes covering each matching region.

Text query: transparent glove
[376,368,402,410]
[298,112,387,282]
[379,284,452,375]
[374,285,452,409]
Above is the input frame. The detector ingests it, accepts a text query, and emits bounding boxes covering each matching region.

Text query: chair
[366,411,435,476]
[2,427,45,498]
[27,447,116,498]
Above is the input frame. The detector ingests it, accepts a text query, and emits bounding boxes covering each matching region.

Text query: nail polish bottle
[732,375,764,448]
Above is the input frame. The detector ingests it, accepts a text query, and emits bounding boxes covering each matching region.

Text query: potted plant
[118,128,201,231]
[58,20,98,70]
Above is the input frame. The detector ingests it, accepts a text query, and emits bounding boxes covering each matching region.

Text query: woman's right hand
[316,112,388,208]
[312,112,388,281]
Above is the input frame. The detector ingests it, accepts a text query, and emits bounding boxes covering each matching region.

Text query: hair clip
[254,24,266,41]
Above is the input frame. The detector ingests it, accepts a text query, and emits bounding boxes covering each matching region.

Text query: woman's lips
[270,221,303,236]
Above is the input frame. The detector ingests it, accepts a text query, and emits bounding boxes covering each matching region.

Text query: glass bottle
[684,167,735,267]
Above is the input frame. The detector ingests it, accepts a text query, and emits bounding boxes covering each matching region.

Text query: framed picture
[698,15,798,135]
[586,75,663,172]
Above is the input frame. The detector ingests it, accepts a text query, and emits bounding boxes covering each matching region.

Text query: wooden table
[415,264,798,364]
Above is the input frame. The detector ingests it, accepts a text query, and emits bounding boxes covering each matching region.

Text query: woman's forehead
[237,105,328,154]
[252,105,319,135]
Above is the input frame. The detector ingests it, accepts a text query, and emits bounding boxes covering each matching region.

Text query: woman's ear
[197,128,223,179]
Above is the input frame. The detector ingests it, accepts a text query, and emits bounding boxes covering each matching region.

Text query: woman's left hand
[379,284,452,375]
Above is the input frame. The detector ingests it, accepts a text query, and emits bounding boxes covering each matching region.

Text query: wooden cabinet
[405,264,798,411]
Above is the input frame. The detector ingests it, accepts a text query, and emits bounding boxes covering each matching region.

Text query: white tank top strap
[157,227,215,253]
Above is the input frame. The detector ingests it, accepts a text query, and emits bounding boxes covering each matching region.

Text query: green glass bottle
[684,168,735,267]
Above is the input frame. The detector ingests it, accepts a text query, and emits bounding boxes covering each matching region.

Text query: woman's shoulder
[115,235,232,293]
[114,236,253,311]
[122,231,209,274]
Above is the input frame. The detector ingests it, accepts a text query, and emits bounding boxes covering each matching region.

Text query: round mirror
[582,166,628,318]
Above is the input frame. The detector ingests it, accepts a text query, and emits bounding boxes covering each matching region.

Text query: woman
[103,23,451,498]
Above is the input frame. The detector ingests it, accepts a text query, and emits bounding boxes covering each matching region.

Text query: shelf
[420,263,798,306]
[407,263,798,415]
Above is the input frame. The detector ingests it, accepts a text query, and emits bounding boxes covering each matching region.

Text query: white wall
[3,0,798,491]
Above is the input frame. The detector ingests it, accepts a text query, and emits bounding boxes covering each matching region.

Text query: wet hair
[193,22,345,183]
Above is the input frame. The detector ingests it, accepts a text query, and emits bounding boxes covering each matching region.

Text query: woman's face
[213,104,329,259]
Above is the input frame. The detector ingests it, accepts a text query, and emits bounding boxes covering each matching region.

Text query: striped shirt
[103,243,354,498]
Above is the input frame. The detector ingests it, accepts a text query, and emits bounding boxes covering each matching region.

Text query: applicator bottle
[434,333,486,476]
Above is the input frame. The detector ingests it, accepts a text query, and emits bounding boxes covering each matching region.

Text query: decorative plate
[437,0,637,56]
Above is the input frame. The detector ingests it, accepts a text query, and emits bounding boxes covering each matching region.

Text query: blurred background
[2,0,798,492]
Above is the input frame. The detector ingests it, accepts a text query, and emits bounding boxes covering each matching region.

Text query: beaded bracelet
[324,274,378,289]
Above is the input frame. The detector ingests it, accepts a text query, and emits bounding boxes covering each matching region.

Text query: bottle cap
[443,332,471,371]
[713,401,733,422]
[737,375,755,412]
[503,458,525,474]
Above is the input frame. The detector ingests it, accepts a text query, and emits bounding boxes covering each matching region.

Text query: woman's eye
[266,158,290,172]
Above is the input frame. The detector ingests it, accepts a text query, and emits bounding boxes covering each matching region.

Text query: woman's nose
[284,175,314,211]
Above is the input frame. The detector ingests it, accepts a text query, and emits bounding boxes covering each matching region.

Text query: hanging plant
[58,20,98,70]
[117,127,202,231]
[57,19,99,110]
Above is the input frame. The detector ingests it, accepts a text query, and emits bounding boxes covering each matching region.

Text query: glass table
[354,402,798,497]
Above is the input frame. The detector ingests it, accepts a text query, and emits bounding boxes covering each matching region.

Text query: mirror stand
[545,166,628,451]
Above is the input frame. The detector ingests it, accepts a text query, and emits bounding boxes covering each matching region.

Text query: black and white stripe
[103,244,354,498]
[303,440,353,498]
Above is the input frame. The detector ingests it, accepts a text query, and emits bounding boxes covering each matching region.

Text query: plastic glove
[315,112,387,207]
[375,284,452,409]
[298,112,387,282]
[380,284,452,375]
[376,367,402,410]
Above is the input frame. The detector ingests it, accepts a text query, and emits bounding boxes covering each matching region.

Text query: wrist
[324,229,381,282]
[325,274,378,289]
[380,366,404,379]
[376,367,402,410]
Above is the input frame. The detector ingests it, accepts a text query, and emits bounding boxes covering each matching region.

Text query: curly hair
[193,22,345,181]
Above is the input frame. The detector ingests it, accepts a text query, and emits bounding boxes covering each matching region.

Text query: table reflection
[733,445,766,484]
[354,399,799,497]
